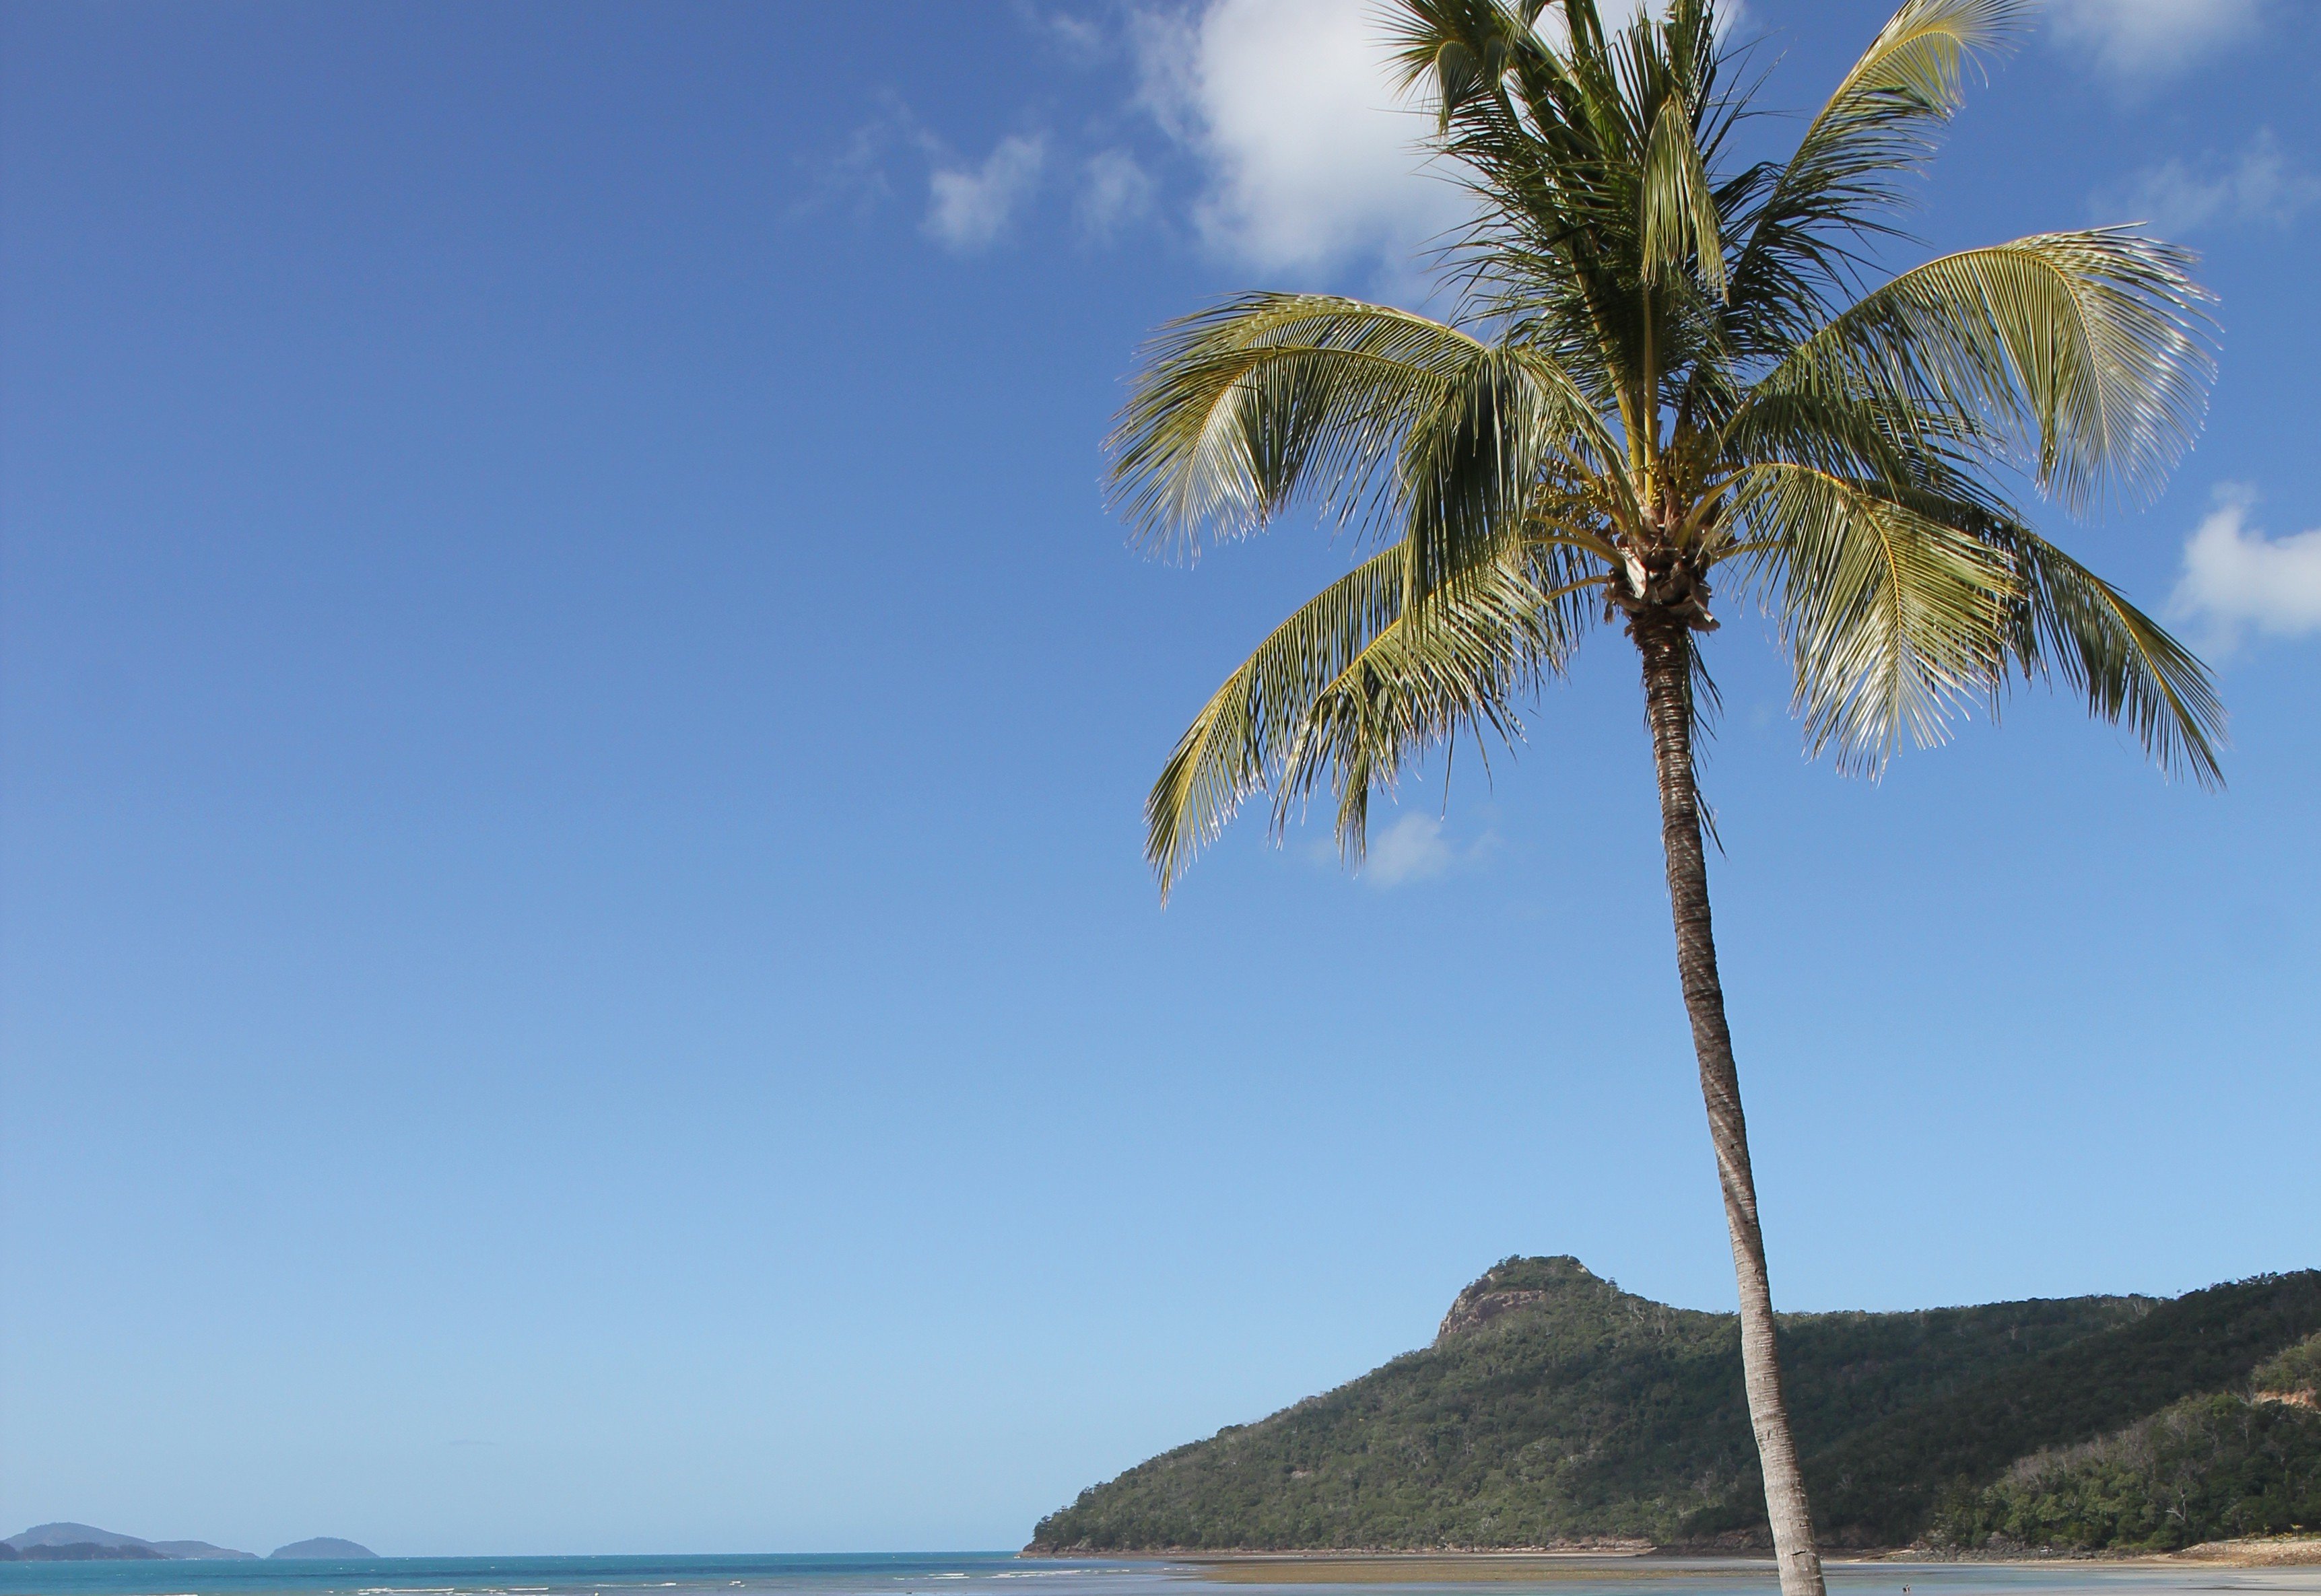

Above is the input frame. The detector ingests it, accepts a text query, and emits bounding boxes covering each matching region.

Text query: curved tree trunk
[1636,618,1827,1596]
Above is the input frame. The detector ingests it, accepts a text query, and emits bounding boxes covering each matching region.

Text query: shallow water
[2,1552,2312,1596]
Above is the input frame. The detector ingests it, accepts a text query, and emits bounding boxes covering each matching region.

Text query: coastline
[1021,1537,2321,1577]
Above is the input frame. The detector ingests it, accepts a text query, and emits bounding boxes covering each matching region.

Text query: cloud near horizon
[2170,489,2321,646]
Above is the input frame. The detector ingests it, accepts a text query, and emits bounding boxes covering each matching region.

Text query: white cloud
[1360,813,1456,887]
[1077,147,1155,239]
[2049,0,2264,76]
[1131,0,1465,274]
[2170,488,2321,644]
[924,133,1048,252]
[2100,129,2321,234]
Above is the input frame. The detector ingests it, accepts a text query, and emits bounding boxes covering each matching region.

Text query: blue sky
[3,0,2316,1560]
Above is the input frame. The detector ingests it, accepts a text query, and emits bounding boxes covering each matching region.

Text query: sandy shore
[1181,1556,1661,1584]
[1137,1537,2321,1578]
[2164,1535,2321,1568]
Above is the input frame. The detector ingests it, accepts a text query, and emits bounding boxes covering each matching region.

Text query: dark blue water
[2,1552,2312,1596]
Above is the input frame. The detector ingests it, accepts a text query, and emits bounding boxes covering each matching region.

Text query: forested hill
[1028,1257,2321,1554]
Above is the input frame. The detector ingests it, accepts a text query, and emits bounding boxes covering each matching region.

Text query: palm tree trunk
[1636,618,1827,1596]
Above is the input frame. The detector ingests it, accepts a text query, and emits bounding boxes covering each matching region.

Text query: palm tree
[1107,1,2223,1589]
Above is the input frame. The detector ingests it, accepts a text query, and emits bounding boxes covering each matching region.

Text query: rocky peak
[1435,1255,1603,1345]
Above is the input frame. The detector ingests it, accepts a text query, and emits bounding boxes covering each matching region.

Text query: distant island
[0,1541,170,1562]
[1029,1256,2321,1556]
[2,1525,257,1561]
[1,1525,372,1561]
[271,1539,378,1559]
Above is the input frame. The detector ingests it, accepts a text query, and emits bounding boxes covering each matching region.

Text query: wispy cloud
[925,134,1048,252]
[1340,810,1506,889]
[2097,129,2321,234]
[793,95,916,221]
[2170,487,2321,646]
[1014,1,1112,66]
[2049,0,2265,77]
[1361,814,1457,887]
[1077,148,1155,240]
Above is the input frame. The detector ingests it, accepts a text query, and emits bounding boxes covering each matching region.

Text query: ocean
[1,1552,2314,1596]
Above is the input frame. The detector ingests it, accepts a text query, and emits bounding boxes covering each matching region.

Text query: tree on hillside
[1106,3,2221,1591]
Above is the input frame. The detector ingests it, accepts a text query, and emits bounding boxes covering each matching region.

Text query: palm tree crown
[1115,0,2221,895]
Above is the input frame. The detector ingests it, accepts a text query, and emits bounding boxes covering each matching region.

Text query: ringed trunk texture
[1636,619,1826,1596]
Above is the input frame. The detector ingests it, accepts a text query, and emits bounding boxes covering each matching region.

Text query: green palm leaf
[1146,543,1587,897]
[1641,91,1727,301]
[1145,547,1409,897]
[1768,230,2215,511]
[1989,524,2225,785]
[1733,463,2016,765]
[1108,296,1494,552]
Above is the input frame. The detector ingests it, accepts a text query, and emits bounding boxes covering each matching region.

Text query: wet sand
[1166,1539,2321,1580]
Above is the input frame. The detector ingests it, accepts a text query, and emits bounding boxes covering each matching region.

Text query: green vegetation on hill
[1926,1390,2321,1552]
[1028,1259,2321,1552]
[1923,1329,2321,1554]
[1694,1270,2321,1545]
[2254,1331,2321,1401]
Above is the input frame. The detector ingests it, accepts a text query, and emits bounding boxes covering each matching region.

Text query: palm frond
[1641,91,1727,301]
[1145,547,1411,897]
[1729,462,2017,767]
[1786,0,2024,194]
[1765,230,2215,512]
[1397,343,1627,598]
[1987,524,2226,784]
[1107,296,1490,553]
[1278,552,1595,860]
[1720,0,2029,352]
[1384,0,1529,131]
[1145,539,1596,896]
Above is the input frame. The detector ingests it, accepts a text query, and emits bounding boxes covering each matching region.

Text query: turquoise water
[0,1554,1036,1596]
[1,1554,2314,1596]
